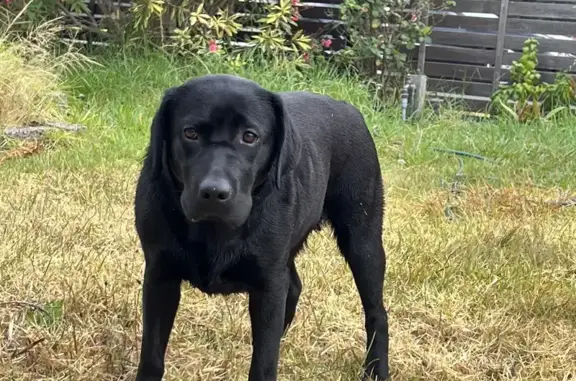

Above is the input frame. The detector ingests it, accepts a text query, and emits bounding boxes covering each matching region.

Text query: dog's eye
[242,131,258,145]
[183,128,198,141]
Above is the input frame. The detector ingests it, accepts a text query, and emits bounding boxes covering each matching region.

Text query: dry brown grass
[0,166,574,380]
[0,9,94,130]
[0,141,44,165]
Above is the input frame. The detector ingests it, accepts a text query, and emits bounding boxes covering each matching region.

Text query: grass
[0,50,575,380]
[0,7,93,131]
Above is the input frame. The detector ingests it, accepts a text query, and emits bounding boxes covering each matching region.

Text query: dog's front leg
[136,265,182,381]
[248,270,290,381]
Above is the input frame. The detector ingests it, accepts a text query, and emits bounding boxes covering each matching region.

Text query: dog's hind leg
[326,170,389,380]
[283,260,302,333]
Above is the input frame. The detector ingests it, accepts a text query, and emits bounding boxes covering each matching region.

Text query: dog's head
[146,74,300,228]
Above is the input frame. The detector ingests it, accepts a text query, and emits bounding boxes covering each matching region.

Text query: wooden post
[409,7,429,119]
[492,0,511,93]
[417,8,429,75]
[410,74,427,119]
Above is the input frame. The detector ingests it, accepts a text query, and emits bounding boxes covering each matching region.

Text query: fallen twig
[432,147,494,162]
[11,338,46,358]
[4,121,86,140]
[544,197,576,207]
[0,301,50,316]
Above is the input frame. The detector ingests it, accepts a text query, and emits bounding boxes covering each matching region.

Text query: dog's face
[147,75,299,228]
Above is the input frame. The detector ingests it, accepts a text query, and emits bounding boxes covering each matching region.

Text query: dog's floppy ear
[269,93,301,189]
[148,87,177,180]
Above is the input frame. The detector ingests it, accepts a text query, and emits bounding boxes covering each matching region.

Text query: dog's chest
[180,244,264,295]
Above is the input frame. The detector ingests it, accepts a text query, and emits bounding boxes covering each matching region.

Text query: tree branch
[56,2,109,38]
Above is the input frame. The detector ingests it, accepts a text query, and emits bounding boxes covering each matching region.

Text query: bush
[336,0,443,94]
[0,4,94,129]
[491,38,576,122]
[2,0,440,102]
[131,0,311,60]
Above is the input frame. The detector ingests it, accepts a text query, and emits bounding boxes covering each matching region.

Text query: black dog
[134,74,389,381]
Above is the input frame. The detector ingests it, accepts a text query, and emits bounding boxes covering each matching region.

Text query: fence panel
[418,0,576,111]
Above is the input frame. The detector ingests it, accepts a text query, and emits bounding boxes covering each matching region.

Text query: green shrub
[491,38,576,122]
[336,0,452,94]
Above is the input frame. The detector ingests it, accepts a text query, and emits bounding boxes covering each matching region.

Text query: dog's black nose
[199,178,232,202]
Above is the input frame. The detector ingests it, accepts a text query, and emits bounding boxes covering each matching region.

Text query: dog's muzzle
[189,176,233,220]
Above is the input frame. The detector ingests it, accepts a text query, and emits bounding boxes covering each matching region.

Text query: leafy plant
[541,73,576,114]
[337,0,438,93]
[251,0,311,58]
[132,0,242,55]
[132,0,165,30]
[491,38,575,122]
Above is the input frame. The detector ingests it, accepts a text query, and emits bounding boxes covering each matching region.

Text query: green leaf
[421,26,432,35]
[543,106,567,120]
[496,99,520,121]
[26,300,64,328]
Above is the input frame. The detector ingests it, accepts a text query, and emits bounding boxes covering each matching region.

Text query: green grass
[0,50,575,380]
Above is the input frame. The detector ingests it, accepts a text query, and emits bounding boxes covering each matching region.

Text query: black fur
[134,74,389,381]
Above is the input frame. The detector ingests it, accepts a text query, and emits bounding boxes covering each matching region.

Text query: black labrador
[134,74,389,381]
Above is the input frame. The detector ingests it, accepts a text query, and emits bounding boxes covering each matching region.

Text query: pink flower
[410,13,417,22]
[291,0,299,5]
[291,15,299,22]
[208,40,218,53]
[303,52,309,62]
[321,38,332,48]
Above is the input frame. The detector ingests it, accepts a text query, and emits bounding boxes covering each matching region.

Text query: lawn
[0,51,575,381]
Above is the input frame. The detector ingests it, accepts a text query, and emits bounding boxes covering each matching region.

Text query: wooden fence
[72,0,576,111]
[415,0,576,111]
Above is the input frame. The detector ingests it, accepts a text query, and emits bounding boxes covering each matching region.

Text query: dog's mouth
[190,214,223,223]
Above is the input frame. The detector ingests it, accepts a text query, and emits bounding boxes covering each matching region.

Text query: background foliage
[491,38,576,122]
[2,0,574,110]
[0,0,437,95]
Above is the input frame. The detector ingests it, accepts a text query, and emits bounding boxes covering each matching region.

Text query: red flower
[291,0,299,5]
[410,13,417,22]
[208,40,218,53]
[321,38,332,48]
[4,0,14,5]
[291,15,299,22]
[303,52,309,62]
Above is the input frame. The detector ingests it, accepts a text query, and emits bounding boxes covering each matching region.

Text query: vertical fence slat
[492,0,510,93]
[417,8,429,74]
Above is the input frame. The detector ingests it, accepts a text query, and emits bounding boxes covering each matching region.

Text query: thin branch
[432,147,494,162]
[11,338,46,358]
[56,2,109,38]
[0,300,49,315]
